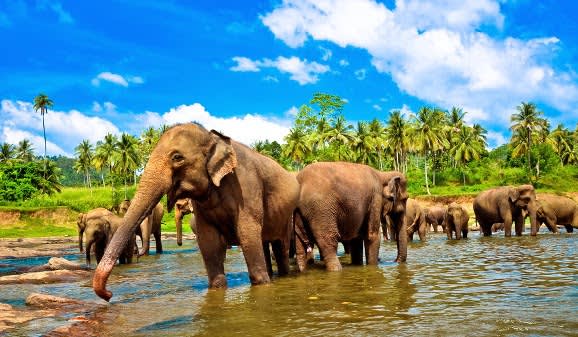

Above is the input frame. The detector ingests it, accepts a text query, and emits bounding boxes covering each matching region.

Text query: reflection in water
[1,234,577,336]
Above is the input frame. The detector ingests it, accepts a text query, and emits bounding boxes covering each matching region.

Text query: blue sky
[1,0,577,157]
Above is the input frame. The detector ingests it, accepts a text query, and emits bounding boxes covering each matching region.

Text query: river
[1,230,577,336]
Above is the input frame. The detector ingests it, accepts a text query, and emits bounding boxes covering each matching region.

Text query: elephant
[77,208,134,265]
[444,202,469,240]
[491,223,505,232]
[473,185,538,237]
[93,123,300,301]
[118,199,164,256]
[535,194,578,233]
[175,198,196,245]
[424,205,446,233]
[293,161,408,272]
[385,198,426,242]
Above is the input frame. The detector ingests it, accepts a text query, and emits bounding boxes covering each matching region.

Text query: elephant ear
[509,188,520,203]
[385,176,402,203]
[207,130,238,187]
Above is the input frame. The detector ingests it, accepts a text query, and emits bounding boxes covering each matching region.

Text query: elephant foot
[209,274,227,288]
[324,257,342,272]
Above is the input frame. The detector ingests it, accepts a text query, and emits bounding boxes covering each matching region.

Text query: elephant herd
[86,123,576,302]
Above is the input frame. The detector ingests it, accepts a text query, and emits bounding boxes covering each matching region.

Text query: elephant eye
[171,153,184,162]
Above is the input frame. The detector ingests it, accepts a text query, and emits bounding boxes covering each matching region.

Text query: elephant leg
[272,239,290,276]
[350,237,364,265]
[544,217,558,233]
[308,219,341,271]
[391,214,407,263]
[418,223,426,241]
[565,225,574,233]
[514,214,524,236]
[446,225,452,240]
[85,239,93,265]
[455,225,462,240]
[480,222,492,236]
[381,222,389,241]
[154,230,163,254]
[197,223,228,288]
[263,241,273,277]
[176,212,183,246]
[294,212,313,272]
[462,226,468,239]
[503,213,513,237]
[364,237,380,266]
[138,218,152,256]
[237,217,271,285]
[95,241,106,264]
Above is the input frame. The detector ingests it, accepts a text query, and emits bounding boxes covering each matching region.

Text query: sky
[1,0,577,157]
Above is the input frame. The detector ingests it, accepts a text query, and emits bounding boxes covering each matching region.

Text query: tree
[510,102,548,180]
[16,139,35,162]
[113,133,141,198]
[451,125,484,185]
[33,93,53,163]
[385,110,409,173]
[368,118,386,170]
[94,133,118,189]
[0,143,15,162]
[325,115,354,160]
[351,121,373,165]
[547,124,571,166]
[74,139,94,194]
[409,107,448,194]
[283,127,311,169]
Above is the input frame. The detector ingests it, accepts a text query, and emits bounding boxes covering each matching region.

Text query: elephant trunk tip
[93,264,113,302]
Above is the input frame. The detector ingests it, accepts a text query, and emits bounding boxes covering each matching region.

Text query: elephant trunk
[528,203,538,236]
[79,228,84,253]
[176,216,183,246]
[93,159,170,302]
[85,238,93,266]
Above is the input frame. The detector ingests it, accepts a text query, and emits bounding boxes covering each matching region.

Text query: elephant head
[93,123,237,301]
[77,213,87,252]
[510,184,538,236]
[118,199,131,216]
[175,198,194,246]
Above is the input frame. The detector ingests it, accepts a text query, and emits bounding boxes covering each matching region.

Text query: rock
[26,293,86,309]
[0,269,91,285]
[0,302,55,333]
[47,257,86,271]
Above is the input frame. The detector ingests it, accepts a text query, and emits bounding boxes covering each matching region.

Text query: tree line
[2,92,578,201]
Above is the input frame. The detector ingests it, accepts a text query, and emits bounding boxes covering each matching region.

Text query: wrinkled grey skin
[424,205,447,233]
[175,198,195,245]
[444,202,469,240]
[77,208,134,265]
[93,123,299,301]
[295,162,409,272]
[403,199,426,242]
[473,185,538,237]
[535,194,578,233]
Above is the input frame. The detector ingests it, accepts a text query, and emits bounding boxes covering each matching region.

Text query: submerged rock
[46,257,87,271]
[0,269,91,285]
[0,302,55,333]
[25,293,87,309]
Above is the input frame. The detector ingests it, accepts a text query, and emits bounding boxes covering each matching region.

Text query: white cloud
[49,2,73,24]
[390,104,413,119]
[91,72,144,87]
[92,101,102,113]
[355,68,367,80]
[261,0,578,127]
[486,130,508,149]
[372,104,382,111]
[230,56,329,85]
[319,46,332,61]
[264,75,279,82]
[0,99,119,157]
[230,56,260,72]
[339,59,349,67]
[285,106,299,117]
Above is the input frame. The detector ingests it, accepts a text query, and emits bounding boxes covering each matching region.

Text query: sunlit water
[1,229,577,336]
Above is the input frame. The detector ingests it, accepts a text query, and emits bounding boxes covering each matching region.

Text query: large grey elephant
[77,208,134,265]
[444,202,469,240]
[93,123,299,301]
[118,199,164,256]
[424,205,446,233]
[535,194,577,233]
[473,185,538,236]
[294,162,408,272]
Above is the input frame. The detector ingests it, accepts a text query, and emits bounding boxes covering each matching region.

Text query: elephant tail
[294,209,313,252]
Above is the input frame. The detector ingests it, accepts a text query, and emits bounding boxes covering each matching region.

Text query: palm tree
[384,110,409,173]
[113,133,141,198]
[368,118,385,170]
[410,106,449,195]
[0,143,15,162]
[16,139,35,162]
[452,125,484,185]
[38,160,63,195]
[510,102,548,180]
[74,140,94,193]
[283,127,311,169]
[325,115,354,160]
[351,121,373,165]
[33,93,53,163]
[547,124,571,166]
[140,126,160,166]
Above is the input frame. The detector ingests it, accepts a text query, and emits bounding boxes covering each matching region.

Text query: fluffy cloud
[230,56,329,85]
[261,0,578,127]
[0,99,119,156]
[355,68,367,80]
[91,72,144,87]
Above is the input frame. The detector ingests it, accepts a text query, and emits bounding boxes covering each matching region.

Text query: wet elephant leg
[95,241,106,264]
[263,242,273,277]
[272,239,290,276]
[237,217,271,285]
[514,214,525,236]
[350,237,364,265]
[308,218,341,271]
[545,217,559,233]
[364,236,380,265]
[197,223,228,288]
[154,230,163,254]
[479,222,492,236]
[139,218,152,256]
[502,213,513,237]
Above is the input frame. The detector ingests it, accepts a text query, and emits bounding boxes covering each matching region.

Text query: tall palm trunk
[424,153,430,195]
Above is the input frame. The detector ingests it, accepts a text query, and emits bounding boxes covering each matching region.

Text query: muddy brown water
[1,229,576,336]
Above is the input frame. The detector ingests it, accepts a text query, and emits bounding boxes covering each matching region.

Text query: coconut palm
[113,133,141,198]
[351,121,373,165]
[409,107,449,194]
[283,127,311,169]
[38,160,63,195]
[325,115,354,160]
[33,93,53,163]
[452,125,484,185]
[384,110,409,173]
[94,133,118,188]
[547,124,571,166]
[16,139,35,162]
[0,143,15,162]
[74,140,94,193]
[140,126,160,165]
[368,118,386,169]
[510,102,548,179]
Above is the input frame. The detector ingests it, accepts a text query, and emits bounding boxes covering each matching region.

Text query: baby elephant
[444,203,469,240]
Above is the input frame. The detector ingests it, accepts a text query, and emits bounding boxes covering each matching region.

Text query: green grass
[0,223,76,238]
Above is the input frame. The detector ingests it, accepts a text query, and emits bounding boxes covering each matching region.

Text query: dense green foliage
[0,160,62,201]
